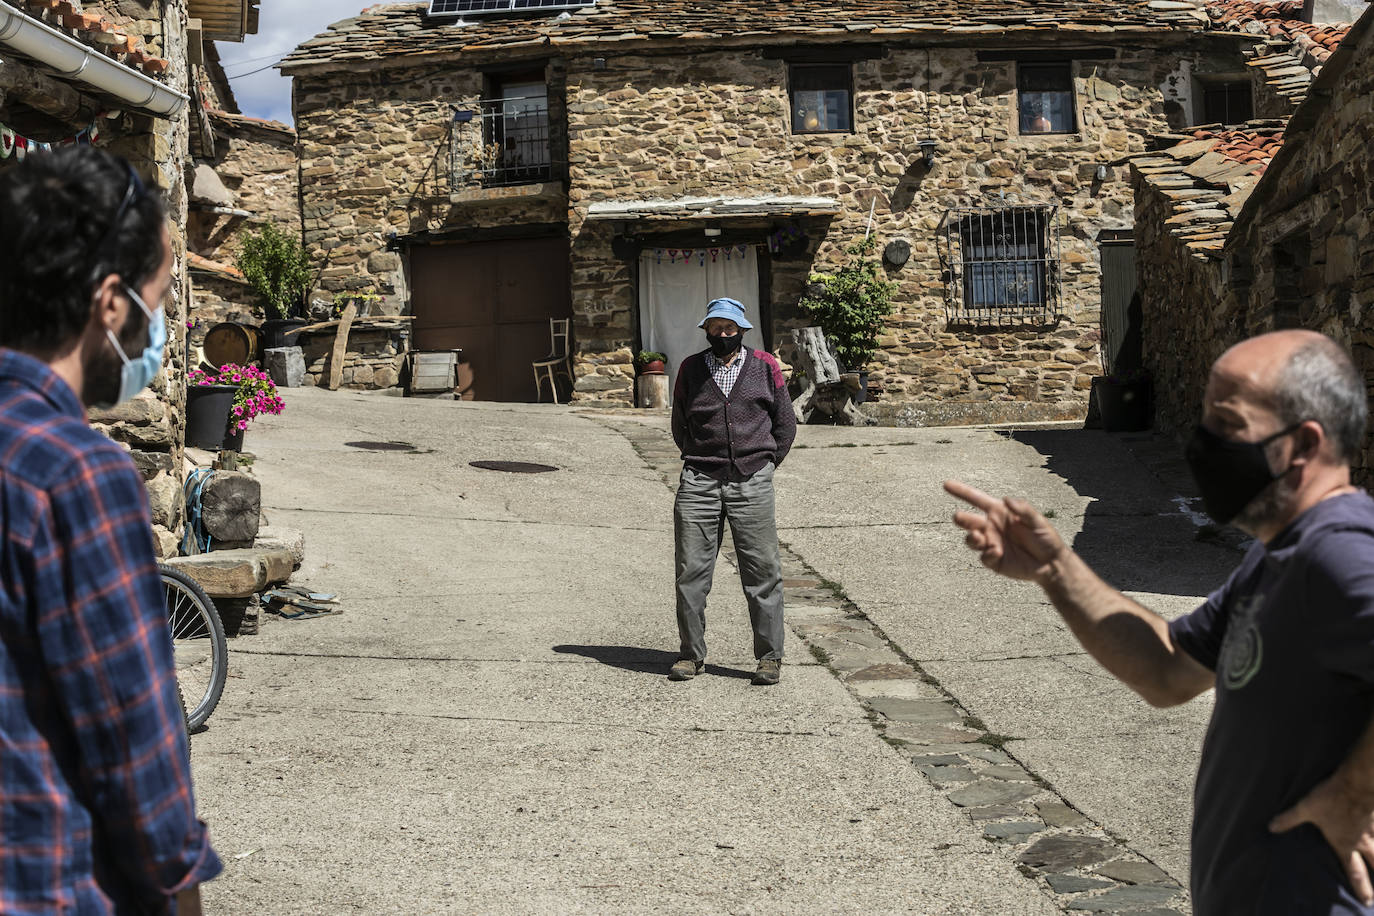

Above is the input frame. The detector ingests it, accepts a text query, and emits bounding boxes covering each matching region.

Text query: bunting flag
[0,119,100,160]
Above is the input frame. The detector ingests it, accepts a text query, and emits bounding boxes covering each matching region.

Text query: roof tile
[11,0,174,78]
[281,0,1225,72]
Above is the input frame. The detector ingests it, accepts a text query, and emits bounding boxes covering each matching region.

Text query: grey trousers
[674,463,785,663]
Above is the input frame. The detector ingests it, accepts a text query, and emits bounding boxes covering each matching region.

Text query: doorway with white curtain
[637,244,763,403]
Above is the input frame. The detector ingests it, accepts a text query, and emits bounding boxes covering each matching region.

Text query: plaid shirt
[705,348,746,397]
[0,350,220,913]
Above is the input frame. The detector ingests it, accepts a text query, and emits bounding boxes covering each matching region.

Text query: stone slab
[164,547,295,598]
[265,347,307,389]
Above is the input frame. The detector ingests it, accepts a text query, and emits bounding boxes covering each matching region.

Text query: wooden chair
[532,318,573,403]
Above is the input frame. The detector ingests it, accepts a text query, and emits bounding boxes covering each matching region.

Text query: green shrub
[799,235,898,371]
[235,223,312,319]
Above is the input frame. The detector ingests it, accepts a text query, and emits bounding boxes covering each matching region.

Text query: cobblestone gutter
[595,414,1191,916]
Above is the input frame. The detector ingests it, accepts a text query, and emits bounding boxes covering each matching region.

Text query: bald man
[947,330,1374,915]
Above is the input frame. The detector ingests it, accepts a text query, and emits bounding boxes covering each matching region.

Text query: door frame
[621,228,775,359]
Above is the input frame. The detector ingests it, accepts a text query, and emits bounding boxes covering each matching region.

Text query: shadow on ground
[1007,428,1241,598]
[553,645,754,680]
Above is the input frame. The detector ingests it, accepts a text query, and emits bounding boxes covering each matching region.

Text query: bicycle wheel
[159,565,227,731]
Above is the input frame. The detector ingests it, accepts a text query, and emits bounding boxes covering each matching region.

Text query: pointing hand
[943,479,1067,585]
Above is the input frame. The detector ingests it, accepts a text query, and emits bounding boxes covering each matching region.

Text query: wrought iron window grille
[938,204,1062,326]
[452,94,558,189]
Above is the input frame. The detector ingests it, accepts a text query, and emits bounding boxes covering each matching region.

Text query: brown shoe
[752,659,781,686]
[668,658,705,681]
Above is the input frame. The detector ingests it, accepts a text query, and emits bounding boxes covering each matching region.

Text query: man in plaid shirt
[0,148,220,912]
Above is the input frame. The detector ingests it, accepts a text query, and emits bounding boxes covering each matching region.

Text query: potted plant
[636,350,667,375]
[185,363,285,452]
[798,235,898,403]
[332,288,384,319]
[235,223,312,350]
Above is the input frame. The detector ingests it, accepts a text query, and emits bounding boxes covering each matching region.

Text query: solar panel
[427,0,594,17]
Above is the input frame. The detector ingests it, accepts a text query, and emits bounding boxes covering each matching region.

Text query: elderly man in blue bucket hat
[669,297,797,685]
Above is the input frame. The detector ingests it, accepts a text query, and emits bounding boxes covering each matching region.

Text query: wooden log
[790,327,870,425]
[792,327,841,385]
[200,471,262,546]
[327,303,356,391]
[292,315,413,336]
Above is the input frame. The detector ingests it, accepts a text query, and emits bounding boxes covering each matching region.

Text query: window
[789,64,852,133]
[1018,63,1075,135]
[1199,80,1253,126]
[939,206,1061,324]
[479,75,551,186]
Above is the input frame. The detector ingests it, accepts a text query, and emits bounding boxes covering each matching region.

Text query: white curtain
[638,244,762,402]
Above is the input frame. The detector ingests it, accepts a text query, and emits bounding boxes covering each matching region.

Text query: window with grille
[1018,63,1076,135]
[789,64,852,133]
[939,205,1061,324]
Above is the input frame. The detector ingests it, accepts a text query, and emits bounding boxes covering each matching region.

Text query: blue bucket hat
[697,297,753,330]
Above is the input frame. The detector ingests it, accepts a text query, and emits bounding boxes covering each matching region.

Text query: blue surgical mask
[104,285,165,405]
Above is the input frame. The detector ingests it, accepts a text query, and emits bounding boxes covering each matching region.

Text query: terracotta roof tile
[9,0,174,78]
[281,0,1224,72]
[1130,119,1287,259]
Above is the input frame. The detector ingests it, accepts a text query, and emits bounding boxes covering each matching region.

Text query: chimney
[1302,0,1316,21]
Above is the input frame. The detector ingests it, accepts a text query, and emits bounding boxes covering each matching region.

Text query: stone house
[186,43,299,339]
[280,0,1289,419]
[0,0,261,554]
[1131,0,1373,475]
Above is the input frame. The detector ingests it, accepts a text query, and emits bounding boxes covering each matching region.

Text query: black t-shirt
[1170,491,1374,915]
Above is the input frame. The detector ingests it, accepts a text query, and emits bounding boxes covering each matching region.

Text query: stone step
[164,547,295,598]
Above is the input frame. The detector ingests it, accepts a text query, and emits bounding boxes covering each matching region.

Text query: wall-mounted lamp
[451,108,474,123]
[593,57,607,70]
[704,226,722,238]
[918,139,938,168]
[1095,164,1109,182]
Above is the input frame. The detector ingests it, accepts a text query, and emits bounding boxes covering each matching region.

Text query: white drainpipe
[0,4,188,117]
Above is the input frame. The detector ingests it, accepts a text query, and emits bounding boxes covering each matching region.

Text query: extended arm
[944,479,1214,708]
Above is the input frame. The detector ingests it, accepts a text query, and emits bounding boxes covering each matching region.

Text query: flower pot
[639,360,665,375]
[185,384,239,450]
[1093,377,1153,432]
[261,318,307,352]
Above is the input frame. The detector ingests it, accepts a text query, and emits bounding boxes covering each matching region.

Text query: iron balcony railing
[938,204,1062,325]
[466,95,553,188]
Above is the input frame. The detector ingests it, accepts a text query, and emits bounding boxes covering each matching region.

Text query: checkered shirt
[705,348,746,397]
[0,349,221,913]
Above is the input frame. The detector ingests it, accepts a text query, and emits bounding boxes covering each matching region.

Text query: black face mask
[707,333,743,358]
[1184,423,1301,525]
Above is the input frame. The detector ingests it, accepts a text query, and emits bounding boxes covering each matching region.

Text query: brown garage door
[410,237,571,402]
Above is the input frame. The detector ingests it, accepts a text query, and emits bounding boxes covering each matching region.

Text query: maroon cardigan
[671,348,797,481]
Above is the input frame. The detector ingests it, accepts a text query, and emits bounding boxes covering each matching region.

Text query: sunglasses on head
[91,163,147,264]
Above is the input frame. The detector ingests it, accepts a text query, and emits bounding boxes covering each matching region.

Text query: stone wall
[87,0,193,558]
[1130,177,1233,435]
[292,37,1257,421]
[190,114,298,268]
[1139,11,1374,479]
[298,328,403,390]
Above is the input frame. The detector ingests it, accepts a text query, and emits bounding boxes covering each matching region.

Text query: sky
[217,0,379,125]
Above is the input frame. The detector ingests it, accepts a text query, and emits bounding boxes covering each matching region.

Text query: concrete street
[192,388,1238,914]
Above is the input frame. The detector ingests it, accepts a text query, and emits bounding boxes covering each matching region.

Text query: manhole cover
[345,441,416,451]
[469,460,559,474]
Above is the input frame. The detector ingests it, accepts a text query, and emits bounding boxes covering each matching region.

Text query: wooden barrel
[202,322,263,369]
